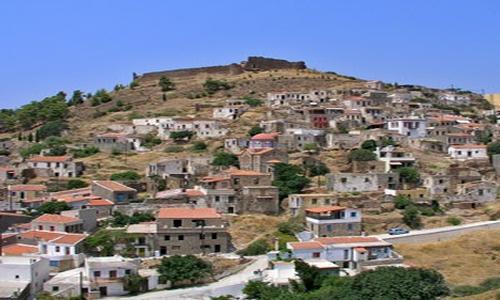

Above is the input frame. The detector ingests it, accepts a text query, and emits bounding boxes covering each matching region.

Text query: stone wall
[242,56,306,71]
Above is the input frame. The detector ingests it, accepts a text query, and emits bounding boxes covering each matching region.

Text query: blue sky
[1,0,499,108]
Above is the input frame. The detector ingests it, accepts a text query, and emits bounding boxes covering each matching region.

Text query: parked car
[388,227,409,235]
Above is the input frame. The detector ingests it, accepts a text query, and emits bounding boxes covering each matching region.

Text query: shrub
[142,134,162,149]
[170,130,194,141]
[158,76,175,92]
[303,143,319,152]
[164,145,184,153]
[129,80,139,89]
[396,167,421,184]
[37,120,69,140]
[203,78,232,95]
[305,161,330,177]
[247,126,264,137]
[212,151,239,167]
[348,149,377,161]
[278,217,304,235]
[447,216,462,226]
[403,206,422,229]
[237,239,270,256]
[66,179,89,190]
[20,143,45,158]
[487,141,500,156]
[110,171,141,181]
[361,139,377,151]
[71,146,99,158]
[191,141,207,151]
[272,163,310,200]
[394,195,412,209]
[157,255,212,287]
[244,97,264,107]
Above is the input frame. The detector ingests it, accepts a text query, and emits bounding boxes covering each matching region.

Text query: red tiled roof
[50,187,92,197]
[28,155,71,162]
[56,195,101,203]
[200,176,228,183]
[158,207,221,219]
[50,233,87,245]
[288,241,324,250]
[305,206,346,213]
[9,184,47,192]
[87,198,114,206]
[250,133,279,140]
[186,189,205,197]
[354,247,367,252]
[2,243,39,256]
[20,230,65,241]
[93,181,137,192]
[316,236,380,245]
[224,169,266,176]
[32,214,81,224]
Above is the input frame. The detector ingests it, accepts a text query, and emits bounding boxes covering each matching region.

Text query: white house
[133,117,228,140]
[386,117,427,138]
[287,236,403,272]
[305,206,362,237]
[27,156,84,178]
[448,144,488,160]
[0,256,50,299]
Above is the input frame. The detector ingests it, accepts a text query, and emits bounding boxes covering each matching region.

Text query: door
[99,286,107,296]
[214,245,221,253]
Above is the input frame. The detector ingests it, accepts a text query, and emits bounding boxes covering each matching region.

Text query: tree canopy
[396,167,421,184]
[110,171,141,181]
[212,151,239,167]
[248,126,264,137]
[361,139,378,151]
[159,76,175,92]
[272,163,310,200]
[157,255,213,287]
[348,149,377,161]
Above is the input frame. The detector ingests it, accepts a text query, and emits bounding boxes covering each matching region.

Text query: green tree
[487,140,500,156]
[124,274,147,295]
[305,161,330,177]
[46,144,67,156]
[35,201,71,215]
[248,126,264,137]
[37,120,69,140]
[110,171,141,181]
[192,141,207,151]
[294,259,325,291]
[71,146,99,158]
[20,143,45,158]
[68,90,84,106]
[396,167,420,184]
[361,139,377,151]
[157,255,213,287]
[394,195,412,209]
[243,280,292,300]
[347,149,377,161]
[170,130,194,141]
[272,163,310,200]
[237,239,270,256]
[303,143,319,153]
[27,132,33,142]
[403,206,422,229]
[244,97,264,107]
[66,179,89,190]
[159,76,175,92]
[212,151,239,167]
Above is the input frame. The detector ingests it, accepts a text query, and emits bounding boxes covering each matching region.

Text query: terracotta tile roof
[9,184,47,192]
[354,247,367,252]
[32,213,81,224]
[305,206,346,213]
[87,198,114,206]
[245,148,274,155]
[315,236,380,245]
[224,169,266,176]
[250,133,279,140]
[2,243,39,256]
[0,166,15,172]
[449,144,487,149]
[158,207,221,219]
[20,230,65,241]
[186,189,205,197]
[56,195,101,203]
[288,241,324,250]
[28,155,71,163]
[200,176,228,183]
[93,180,137,192]
[50,233,87,245]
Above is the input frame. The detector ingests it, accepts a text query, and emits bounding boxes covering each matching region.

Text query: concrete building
[375,146,416,172]
[26,155,84,178]
[305,206,362,237]
[326,172,399,193]
[94,132,146,153]
[31,214,84,233]
[386,117,427,138]
[288,194,338,216]
[91,181,137,204]
[278,128,326,151]
[238,148,288,173]
[448,144,488,160]
[61,208,98,233]
[0,256,50,299]
[6,185,48,210]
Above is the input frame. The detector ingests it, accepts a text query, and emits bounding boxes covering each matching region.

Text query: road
[376,220,500,244]
[107,255,268,300]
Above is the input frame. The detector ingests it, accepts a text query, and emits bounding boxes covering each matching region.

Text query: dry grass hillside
[396,229,500,286]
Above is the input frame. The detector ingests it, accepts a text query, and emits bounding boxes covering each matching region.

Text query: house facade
[26,156,84,178]
[305,206,362,237]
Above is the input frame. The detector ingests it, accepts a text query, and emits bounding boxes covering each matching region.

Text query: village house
[365,80,384,90]
[94,132,146,153]
[325,133,361,150]
[267,90,330,107]
[385,188,429,204]
[0,166,16,183]
[385,117,427,138]
[134,117,229,140]
[146,156,211,188]
[86,198,114,219]
[0,212,32,232]
[305,206,362,237]
[224,137,250,153]
[423,174,452,197]
[50,187,100,210]
[438,92,471,105]
[249,132,280,149]
[326,172,400,192]
[287,236,403,272]
[26,155,84,178]
[6,184,48,210]
[278,128,326,151]
[342,96,373,109]
[375,146,416,172]
[454,181,497,205]
[448,144,488,160]
[238,147,288,173]
[61,208,98,233]
[91,180,137,204]
[212,99,248,120]
[31,214,84,233]
[0,256,50,299]
[43,255,141,298]
[288,193,338,216]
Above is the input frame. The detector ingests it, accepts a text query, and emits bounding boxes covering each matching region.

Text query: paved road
[107,255,268,300]
[376,220,500,244]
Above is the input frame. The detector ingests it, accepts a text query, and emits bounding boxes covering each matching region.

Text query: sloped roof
[158,207,221,219]
[2,243,39,255]
[93,180,137,192]
[32,213,81,224]
[9,184,47,192]
[28,155,71,162]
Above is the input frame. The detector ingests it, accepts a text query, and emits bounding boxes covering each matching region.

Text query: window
[52,286,59,292]
[55,246,60,252]
[38,225,43,230]
[211,233,218,239]
[50,226,55,231]
[173,220,182,227]
[178,235,184,240]
[94,271,101,277]
[350,212,357,218]
[324,199,330,205]
[343,249,349,260]
[109,270,117,278]
[199,234,205,240]
[326,224,333,232]
[164,235,170,241]
[15,275,20,279]
[215,196,220,202]
[125,269,131,275]
[49,260,60,267]
[313,252,320,258]
[341,178,347,183]
[312,199,317,205]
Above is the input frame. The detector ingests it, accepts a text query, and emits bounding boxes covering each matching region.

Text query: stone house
[238,147,288,173]
[454,181,497,204]
[448,144,488,160]
[278,128,326,151]
[213,99,248,120]
[61,208,98,233]
[224,137,250,153]
[326,172,399,193]
[365,80,384,90]
[375,146,416,172]
[386,117,427,138]
[91,181,137,204]
[147,157,211,188]
[325,133,361,150]
[129,207,230,256]
[288,194,338,216]
[26,155,84,178]
[267,90,330,107]
[86,198,114,219]
[31,214,84,233]
[94,132,146,153]
[133,117,228,140]
[305,206,362,237]
[6,184,48,209]
[249,132,280,149]
[342,96,373,109]
[385,188,429,203]
[423,174,452,197]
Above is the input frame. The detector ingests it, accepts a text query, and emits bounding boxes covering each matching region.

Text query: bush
[20,143,45,158]
[124,274,147,295]
[247,126,264,137]
[303,143,319,152]
[129,80,139,89]
[34,201,71,216]
[157,255,212,287]
[203,78,232,95]
[348,149,377,161]
[110,171,141,181]
[277,217,304,235]
[159,76,175,92]
[37,120,69,140]
[403,206,422,229]
[272,163,310,200]
[191,141,207,151]
[212,151,239,167]
[305,161,330,177]
[164,145,184,153]
[396,167,421,184]
[237,239,270,256]
[244,97,264,107]
[487,141,500,156]
[170,131,194,141]
[394,195,412,209]
[142,134,162,149]
[361,139,377,151]
[66,179,88,190]
[447,216,462,226]
[71,146,99,158]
